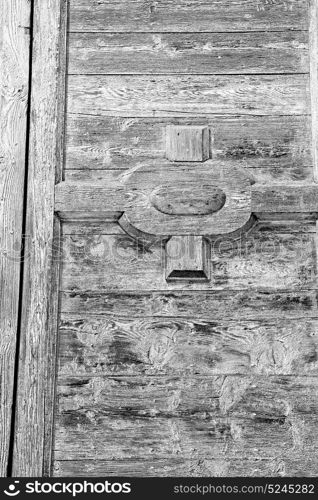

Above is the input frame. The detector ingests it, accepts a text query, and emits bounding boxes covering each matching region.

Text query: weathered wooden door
[11,0,318,477]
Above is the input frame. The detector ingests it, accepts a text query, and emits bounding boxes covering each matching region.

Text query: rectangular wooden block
[166,126,210,161]
[165,235,210,282]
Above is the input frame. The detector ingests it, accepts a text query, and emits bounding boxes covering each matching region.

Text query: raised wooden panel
[54,376,318,465]
[58,315,318,376]
[68,32,309,75]
[166,126,210,162]
[69,0,308,32]
[67,75,309,117]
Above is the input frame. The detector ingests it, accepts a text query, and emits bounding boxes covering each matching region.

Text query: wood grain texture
[68,32,309,75]
[65,116,313,186]
[166,126,209,162]
[12,0,67,477]
[54,456,318,477]
[67,75,310,117]
[69,0,308,32]
[60,289,318,321]
[58,315,318,376]
[60,224,317,291]
[310,0,318,181]
[0,0,30,476]
[54,177,318,219]
[54,375,318,463]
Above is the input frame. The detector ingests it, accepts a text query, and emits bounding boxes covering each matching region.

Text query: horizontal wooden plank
[68,32,309,75]
[55,178,318,217]
[60,227,317,291]
[69,0,308,32]
[53,456,318,477]
[58,315,318,376]
[60,290,318,320]
[65,115,312,176]
[67,75,309,117]
[54,375,318,460]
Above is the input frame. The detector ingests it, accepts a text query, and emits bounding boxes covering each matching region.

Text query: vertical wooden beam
[310,0,318,182]
[0,0,30,476]
[12,0,67,477]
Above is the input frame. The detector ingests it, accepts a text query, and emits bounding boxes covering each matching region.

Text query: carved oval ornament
[121,161,253,237]
[151,186,226,216]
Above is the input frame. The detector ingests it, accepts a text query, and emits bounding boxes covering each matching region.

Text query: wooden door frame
[12,0,68,477]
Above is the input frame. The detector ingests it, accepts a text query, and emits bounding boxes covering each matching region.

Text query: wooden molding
[166,126,210,162]
[12,0,68,477]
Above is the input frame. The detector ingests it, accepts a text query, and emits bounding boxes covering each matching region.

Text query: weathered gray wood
[65,115,312,174]
[54,456,318,477]
[309,0,318,181]
[68,32,309,75]
[60,289,318,320]
[12,0,68,477]
[68,75,309,117]
[58,315,318,376]
[54,178,318,219]
[0,0,30,477]
[69,0,308,32]
[165,236,210,282]
[166,126,209,162]
[54,375,318,461]
[60,226,317,291]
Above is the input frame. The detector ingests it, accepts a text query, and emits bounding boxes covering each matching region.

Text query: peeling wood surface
[12,0,67,477]
[69,0,309,33]
[0,0,30,476]
[68,75,309,117]
[68,32,309,75]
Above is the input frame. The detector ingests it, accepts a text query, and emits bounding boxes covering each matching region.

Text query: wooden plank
[65,115,312,174]
[12,0,67,477]
[309,0,318,181]
[69,0,308,33]
[0,0,30,476]
[54,456,318,477]
[55,178,318,217]
[67,75,309,117]
[68,32,309,75]
[58,315,318,376]
[60,289,318,320]
[60,227,317,291]
[54,375,318,461]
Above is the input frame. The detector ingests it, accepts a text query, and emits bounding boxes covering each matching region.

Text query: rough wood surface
[12,0,67,477]
[65,116,312,179]
[68,32,309,75]
[54,177,318,220]
[54,375,318,464]
[0,0,30,476]
[69,0,308,32]
[166,126,210,162]
[54,456,318,478]
[60,289,318,320]
[60,224,317,292]
[68,75,309,117]
[58,315,318,376]
[310,0,318,181]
